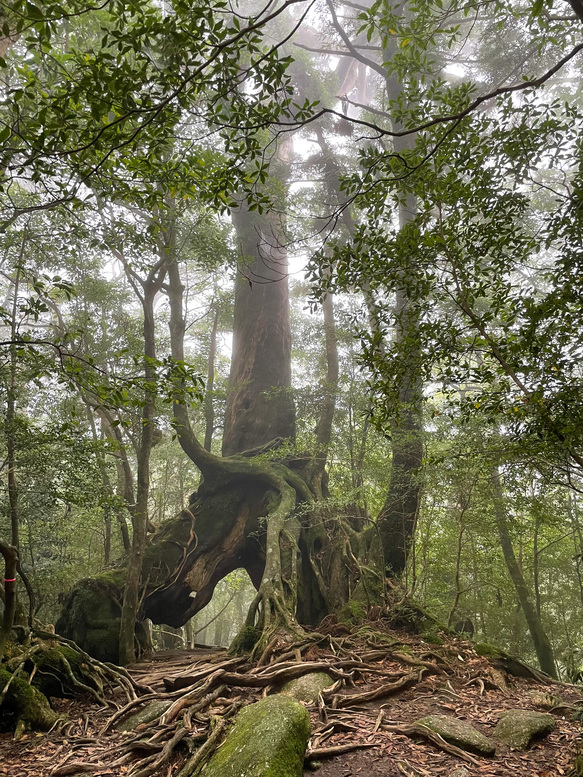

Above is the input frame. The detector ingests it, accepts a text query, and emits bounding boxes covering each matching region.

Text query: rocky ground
[0,624,581,777]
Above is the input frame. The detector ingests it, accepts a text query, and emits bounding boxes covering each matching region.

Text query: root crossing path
[1,626,582,777]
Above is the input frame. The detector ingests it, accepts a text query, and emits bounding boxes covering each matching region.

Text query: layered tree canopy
[0,0,582,692]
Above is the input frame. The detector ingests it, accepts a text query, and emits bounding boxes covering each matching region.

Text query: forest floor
[1,623,582,777]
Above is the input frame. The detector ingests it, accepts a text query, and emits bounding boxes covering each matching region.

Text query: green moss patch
[116,700,173,732]
[203,695,311,777]
[494,709,555,750]
[28,644,102,699]
[337,599,366,625]
[0,667,62,737]
[229,625,262,655]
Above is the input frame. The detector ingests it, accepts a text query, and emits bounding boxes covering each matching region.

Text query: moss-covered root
[202,695,311,777]
[230,478,305,658]
[28,644,104,700]
[0,668,63,738]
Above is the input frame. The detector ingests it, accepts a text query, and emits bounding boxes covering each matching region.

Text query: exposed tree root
[25,624,581,777]
[0,631,149,739]
[307,742,377,758]
[176,715,226,777]
[230,474,307,659]
[382,723,481,766]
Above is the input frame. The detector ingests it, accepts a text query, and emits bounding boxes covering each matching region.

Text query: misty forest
[1,0,583,774]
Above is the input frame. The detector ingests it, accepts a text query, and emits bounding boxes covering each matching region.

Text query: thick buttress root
[231,473,307,658]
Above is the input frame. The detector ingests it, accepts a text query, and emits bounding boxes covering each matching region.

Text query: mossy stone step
[416,714,496,756]
[494,708,555,750]
[202,694,310,777]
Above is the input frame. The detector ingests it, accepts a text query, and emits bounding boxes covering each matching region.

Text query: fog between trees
[0,0,582,678]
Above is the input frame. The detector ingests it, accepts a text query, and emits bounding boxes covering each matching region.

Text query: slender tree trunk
[491,468,558,678]
[447,523,466,628]
[303,288,339,498]
[85,403,116,564]
[7,267,20,552]
[119,256,167,664]
[96,406,132,553]
[533,516,541,617]
[204,305,220,452]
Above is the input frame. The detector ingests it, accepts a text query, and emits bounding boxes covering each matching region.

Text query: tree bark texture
[0,540,18,660]
[303,288,339,498]
[204,305,220,452]
[222,196,295,456]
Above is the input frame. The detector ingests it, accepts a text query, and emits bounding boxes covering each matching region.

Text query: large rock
[494,708,555,749]
[202,694,311,777]
[416,714,496,756]
[280,672,334,703]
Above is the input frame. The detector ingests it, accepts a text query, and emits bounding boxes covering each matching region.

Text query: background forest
[1,0,583,681]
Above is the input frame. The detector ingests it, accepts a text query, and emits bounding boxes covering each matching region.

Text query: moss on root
[0,668,62,738]
[229,625,262,655]
[28,644,102,698]
[337,599,367,626]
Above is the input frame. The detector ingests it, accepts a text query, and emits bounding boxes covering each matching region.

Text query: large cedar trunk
[222,196,295,456]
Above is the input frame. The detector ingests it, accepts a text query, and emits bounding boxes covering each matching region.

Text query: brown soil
[0,627,581,777]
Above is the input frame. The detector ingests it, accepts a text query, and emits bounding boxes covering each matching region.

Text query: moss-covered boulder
[116,700,173,732]
[55,573,125,663]
[280,672,334,703]
[0,668,62,738]
[416,714,496,756]
[494,709,555,749]
[202,694,310,777]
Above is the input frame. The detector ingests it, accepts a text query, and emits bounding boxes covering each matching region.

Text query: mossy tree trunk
[0,540,18,660]
[56,194,370,664]
[57,249,361,658]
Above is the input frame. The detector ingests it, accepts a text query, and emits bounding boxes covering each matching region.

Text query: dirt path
[0,631,581,777]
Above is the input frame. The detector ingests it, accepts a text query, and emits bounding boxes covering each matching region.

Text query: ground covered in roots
[1,623,582,777]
